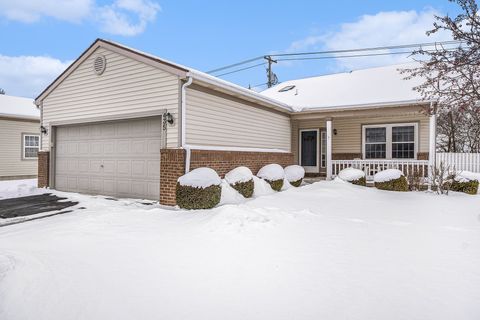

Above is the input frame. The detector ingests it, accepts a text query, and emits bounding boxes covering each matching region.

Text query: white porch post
[326,119,333,180]
[428,108,437,190]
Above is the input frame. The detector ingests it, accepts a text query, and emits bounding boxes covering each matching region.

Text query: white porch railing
[332,159,430,181]
[436,153,480,172]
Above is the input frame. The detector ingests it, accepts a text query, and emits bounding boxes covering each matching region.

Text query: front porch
[291,105,436,182]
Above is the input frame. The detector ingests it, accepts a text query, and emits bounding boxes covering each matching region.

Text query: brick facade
[160,148,294,206]
[38,151,50,188]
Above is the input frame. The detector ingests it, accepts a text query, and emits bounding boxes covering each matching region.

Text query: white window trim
[22,134,40,160]
[362,123,418,160]
[299,129,320,173]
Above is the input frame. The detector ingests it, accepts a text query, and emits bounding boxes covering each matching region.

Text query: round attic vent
[93,55,106,75]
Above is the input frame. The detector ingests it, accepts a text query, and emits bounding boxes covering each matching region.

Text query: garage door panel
[103,160,116,174]
[147,160,160,177]
[78,160,89,172]
[89,160,103,174]
[117,160,131,175]
[131,160,146,176]
[116,140,130,154]
[78,177,89,191]
[55,117,161,200]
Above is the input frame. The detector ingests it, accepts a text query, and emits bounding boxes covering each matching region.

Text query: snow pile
[252,176,275,197]
[338,168,365,182]
[284,165,305,182]
[177,168,221,188]
[281,179,292,190]
[0,179,44,200]
[454,171,480,183]
[225,167,253,184]
[374,169,404,183]
[257,164,284,181]
[219,180,246,205]
[1,179,480,319]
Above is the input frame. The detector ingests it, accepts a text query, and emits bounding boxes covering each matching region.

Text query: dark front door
[300,130,319,172]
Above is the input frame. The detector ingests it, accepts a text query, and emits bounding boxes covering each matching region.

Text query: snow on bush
[284,165,305,187]
[257,164,285,181]
[253,176,275,197]
[451,171,480,195]
[454,171,480,183]
[257,164,285,191]
[225,167,255,198]
[373,169,403,183]
[338,168,366,186]
[225,167,253,184]
[374,169,408,192]
[178,168,221,188]
[176,168,222,209]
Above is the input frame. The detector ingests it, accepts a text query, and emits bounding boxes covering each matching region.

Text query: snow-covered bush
[374,169,408,192]
[225,167,254,198]
[257,164,284,191]
[450,171,479,195]
[284,165,305,187]
[338,168,366,186]
[176,168,222,209]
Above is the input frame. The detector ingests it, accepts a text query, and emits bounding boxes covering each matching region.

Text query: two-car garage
[54,117,162,200]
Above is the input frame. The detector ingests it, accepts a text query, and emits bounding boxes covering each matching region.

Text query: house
[35,39,435,205]
[0,94,40,180]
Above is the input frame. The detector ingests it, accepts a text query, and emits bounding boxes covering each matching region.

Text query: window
[392,126,415,159]
[362,123,417,160]
[365,127,386,159]
[23,134,40,159]
[321,131,327,167]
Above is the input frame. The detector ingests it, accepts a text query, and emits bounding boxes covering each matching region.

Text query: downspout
[181,75,193,174]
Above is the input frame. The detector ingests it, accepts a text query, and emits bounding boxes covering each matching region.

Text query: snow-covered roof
[0,94,39,120]
[260,63,428,112]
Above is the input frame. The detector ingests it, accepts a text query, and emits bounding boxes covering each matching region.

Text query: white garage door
[55,117,162,200]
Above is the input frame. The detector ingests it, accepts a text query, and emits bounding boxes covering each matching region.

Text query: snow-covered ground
[1,180,480,320]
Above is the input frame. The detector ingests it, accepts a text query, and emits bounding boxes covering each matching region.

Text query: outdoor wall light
[40,126,48,135]
[164,112,174,125]
[333,129,338,135]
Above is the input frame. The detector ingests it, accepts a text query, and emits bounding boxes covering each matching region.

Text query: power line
[207,40,464,77]
[215,62,266,77]
[276,48,457,62]
[206,56,264,74]
[269,40,463,58]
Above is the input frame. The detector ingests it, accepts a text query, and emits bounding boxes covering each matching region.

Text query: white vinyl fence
[436,153,480,172]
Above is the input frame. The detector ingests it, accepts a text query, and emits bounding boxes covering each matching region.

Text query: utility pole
[264,55,278,88]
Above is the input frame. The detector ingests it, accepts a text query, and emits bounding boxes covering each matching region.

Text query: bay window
[362,123,418,160]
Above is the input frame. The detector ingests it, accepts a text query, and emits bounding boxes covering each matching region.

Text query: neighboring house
[0,94,40,180]
[35,39,435,205]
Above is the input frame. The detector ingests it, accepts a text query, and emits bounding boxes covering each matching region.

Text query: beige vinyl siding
[291,109,429,163]
[332,114,429,154]
[185,87,291,151]
[0,119,39,178]
[41,47,180,150]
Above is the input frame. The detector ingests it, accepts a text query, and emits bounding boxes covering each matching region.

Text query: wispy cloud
[284,8,452,71]
[0,0,161,36]
[0,55,72,98]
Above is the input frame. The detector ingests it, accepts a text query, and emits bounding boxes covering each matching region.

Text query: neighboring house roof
[260,63,430,112]
[0,94,39,120]
[35,39,293,114]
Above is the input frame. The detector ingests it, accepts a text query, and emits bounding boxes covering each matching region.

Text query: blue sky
[0,0,460,97]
